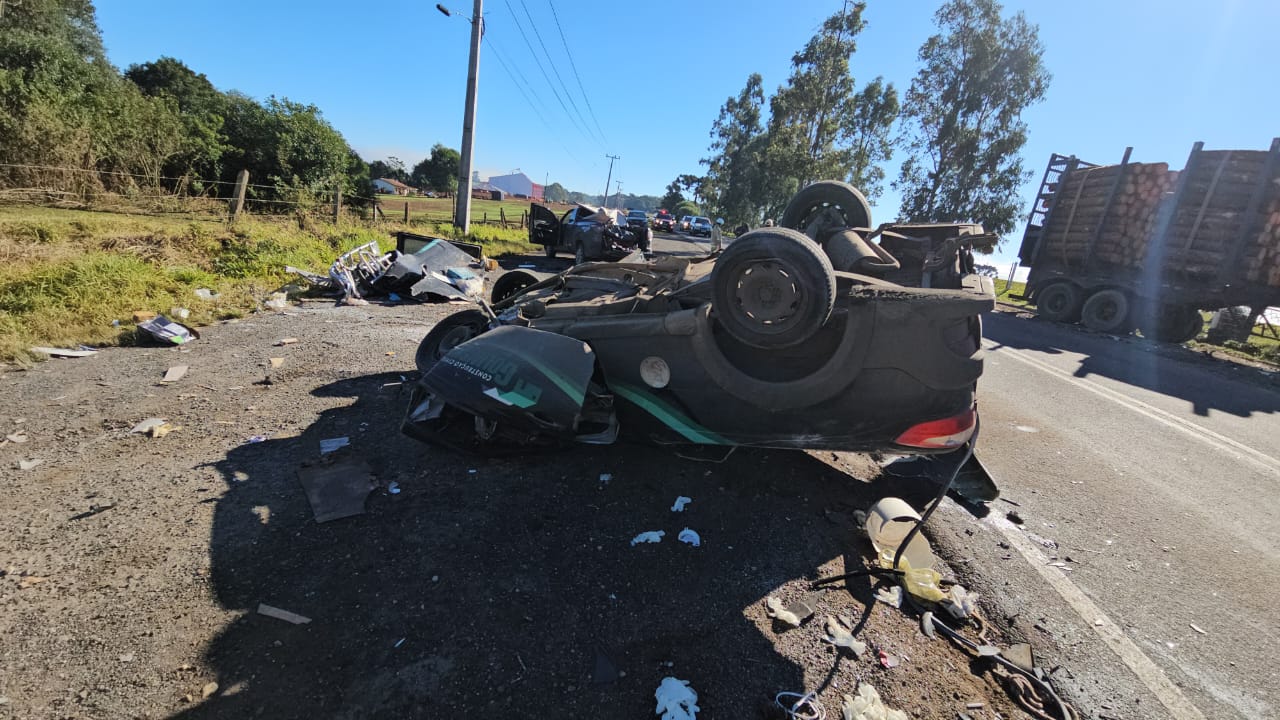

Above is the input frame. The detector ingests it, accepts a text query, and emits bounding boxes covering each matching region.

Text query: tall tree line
[0,0,377,206]
[690,0,1048,238]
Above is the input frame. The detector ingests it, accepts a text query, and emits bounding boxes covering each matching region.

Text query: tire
[574,242,586,266]
[779,180,873,241]
[543,244,556,258]
[710,227,837,349]
[1035,282,1084,323]
[1080,289,1131,334]
[1138,305,1202,343]
[415,310,489,373]
[490,271,538,304]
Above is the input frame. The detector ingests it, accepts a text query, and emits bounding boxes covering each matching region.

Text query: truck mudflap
[411,325,596,439]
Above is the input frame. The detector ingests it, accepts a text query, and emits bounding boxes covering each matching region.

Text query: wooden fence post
[500,207,507,228]
[404,201,410,223]
[332,186,342,223]
[483,211,487,225]
[229,169,248,221]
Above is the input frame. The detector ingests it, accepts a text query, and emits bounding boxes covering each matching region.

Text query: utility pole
[613,180,623,210]
[602,154,619,209]
[449,0,483,233]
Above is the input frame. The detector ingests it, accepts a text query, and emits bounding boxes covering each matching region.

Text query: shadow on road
[984,311,1280,418]
[173,372,886,719]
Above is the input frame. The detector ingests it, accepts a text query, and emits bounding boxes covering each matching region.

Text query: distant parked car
[678,216,693,233]
[689,216,712,237]
[626,210,650,235]
[652,210,675,232]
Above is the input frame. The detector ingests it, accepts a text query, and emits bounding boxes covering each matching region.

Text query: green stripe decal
[523,355,587,407]
[611,382,731,445]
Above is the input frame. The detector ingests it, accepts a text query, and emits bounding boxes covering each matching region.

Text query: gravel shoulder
[1,300,1040,720]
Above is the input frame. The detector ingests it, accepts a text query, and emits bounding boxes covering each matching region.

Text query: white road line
[984,514,1208,720]
[983,341,1280,476]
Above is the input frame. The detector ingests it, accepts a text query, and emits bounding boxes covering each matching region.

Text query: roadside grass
[993,278,1031,307]
[0,205,537,363]
[375,194,572,224]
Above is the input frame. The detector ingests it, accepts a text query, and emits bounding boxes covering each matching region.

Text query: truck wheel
[1035,282,1083,323]
[544,244,556,258]
[415,310,489,373]
[710,227,836,349]
[1139,305,1202,343]
[1081,289,1131,334]
[780,181,873,241]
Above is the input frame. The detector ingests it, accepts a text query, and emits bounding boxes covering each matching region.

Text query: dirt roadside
[1,301,1046,720]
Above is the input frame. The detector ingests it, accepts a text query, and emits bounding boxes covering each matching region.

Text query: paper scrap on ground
[257,603,312,625]
[275,338,299,346]
[765,596,804,627]
[841,683,908,720]
[677,528,701,547]
[130,418,178,438]
[270,357,285,368]
[18,459,43,471]
[630,531,665,546]
[654,677,699,720]
[319,437,350,454]
[30,346,98,358]
[162,365,189,384]
[6,432,29,444]
[875,585,903,608]
[942,585,979,619]
[297,460,375,523]
[671,496,691,512]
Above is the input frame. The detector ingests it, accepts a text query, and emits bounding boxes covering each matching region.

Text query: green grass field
[375,194,569,225]
[0,204,537,363]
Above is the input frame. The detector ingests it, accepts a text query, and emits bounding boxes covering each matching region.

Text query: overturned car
[405,181,996,470]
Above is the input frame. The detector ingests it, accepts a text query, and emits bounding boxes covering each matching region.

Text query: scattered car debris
[274,338,299,347]
[773,691,823,720]
[69,502,116,521]
[654,677,699,720]
[1190,623,1207,635]
[307,234,491,304]
[18,576,48,589]
[245,435,268,444]
[840,683,908,720]
[823,615,866,657]
[1003,643,1034,673]
[296,460,375,523]
[875,585,903,608]
[194,288,220,300]
[17,459,43,471]
[765,592,822,628]
[170,307,190,320]
[161,365,189,384]
[677,528,701,547]
[599,473,612,485]
[877,650,900,669]
[671,496,692,512]
[630,531,665,546]
[269,357,285,368]
[264,292,290,311]
[256,603,312,625]
[5,432,28,444]
[201,682,219,699]
[319,437,350,454]
[920,611,937,640]
[941,585,979,619]
[388,481,401,495]
[137,315,198,345]
[29,346,98,358]
[130,418,179,438]
[1007,510,1025,525]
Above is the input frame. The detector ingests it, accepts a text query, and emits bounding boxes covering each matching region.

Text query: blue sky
[96,0,1278,269]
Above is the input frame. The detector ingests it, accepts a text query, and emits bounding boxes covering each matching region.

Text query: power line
[515,0,602,147]
[483,36,587,168]
[499,0,593,145]
[544,0,608,147]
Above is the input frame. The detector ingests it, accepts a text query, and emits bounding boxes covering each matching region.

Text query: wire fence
[0,164,537,230]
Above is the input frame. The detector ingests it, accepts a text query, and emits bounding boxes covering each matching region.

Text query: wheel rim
[1094,299,1121,323]
[733,260,802,325]
[436,325,476,358]
[1042,289,1069,314]
[794,203,854,240]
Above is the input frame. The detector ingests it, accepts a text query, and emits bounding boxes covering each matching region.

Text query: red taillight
[895,407,976,449]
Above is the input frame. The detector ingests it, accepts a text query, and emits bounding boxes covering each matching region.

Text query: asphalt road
[938,311,1280,720]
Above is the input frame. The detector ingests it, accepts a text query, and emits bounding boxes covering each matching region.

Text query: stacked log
[1164,150,1274,280]
[1038,162,1175,270]
[1246,191,1280,286]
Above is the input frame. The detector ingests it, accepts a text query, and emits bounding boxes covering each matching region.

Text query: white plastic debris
[631,531,665,546]
[874,585,903,609]
[654,677,699,720]
[678,528,701,547]
[840,683,908,720]
[599,473,612,485]
[195,288,220,300]
[388,481,401,495]
[319,437,350,454]
[18,459,43,471]
[765,596,803,627]
[264,292,290,311]
[671,496,692,512]
[823,615,866,657]
[130,418,167,434]
[941,585,979,619]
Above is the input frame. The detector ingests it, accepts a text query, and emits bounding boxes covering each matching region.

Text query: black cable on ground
[891,417,978,571]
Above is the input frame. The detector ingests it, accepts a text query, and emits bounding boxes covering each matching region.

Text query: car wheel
[1035,282,1083,323]
[710,227,837,349]
[574,243,586,265]
[1080,289,1131,334]
[415,309,489,373]
[490,271,539,304]
[780,180,873,241]
[543,244,556,258]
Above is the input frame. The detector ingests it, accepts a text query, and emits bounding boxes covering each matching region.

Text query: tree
[413,144,459,196]
[543,182,569,203]
[674,200,702,218]
[701,74,766,226]
[842,77,899,201]
[125,57,227,188]
[894,0,1049,237]
[373,159,410,184]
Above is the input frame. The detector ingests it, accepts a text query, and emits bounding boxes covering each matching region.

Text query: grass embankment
[0,205,536,363]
